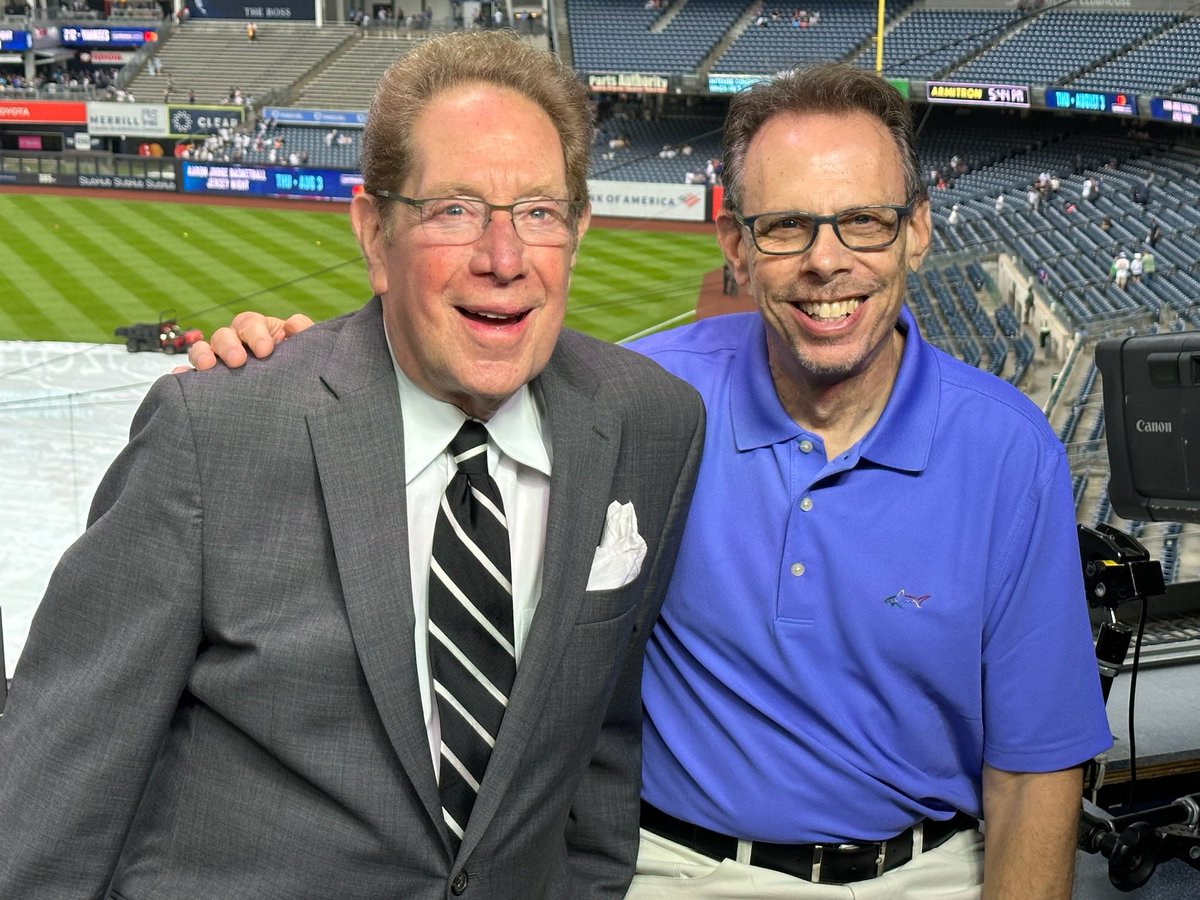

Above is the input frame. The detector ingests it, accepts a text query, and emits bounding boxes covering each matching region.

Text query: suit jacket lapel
[306,298,445,833]
[458,338,622,857]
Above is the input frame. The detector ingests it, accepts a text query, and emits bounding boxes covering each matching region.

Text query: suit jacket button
[451,871,469,895]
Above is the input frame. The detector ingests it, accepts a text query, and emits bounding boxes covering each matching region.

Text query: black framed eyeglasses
[735,201,915,256]
[372,190,583,247]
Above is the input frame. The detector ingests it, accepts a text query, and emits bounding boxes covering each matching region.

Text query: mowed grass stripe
[196,205,364,321]
[23,192,171,316]
[129,203,340,327]
[0,195,720,344]
[20,211,132,340]
[1,198,115,341]
[171,205,363,320]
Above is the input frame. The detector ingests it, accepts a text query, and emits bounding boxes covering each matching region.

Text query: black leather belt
[640,801,978,885]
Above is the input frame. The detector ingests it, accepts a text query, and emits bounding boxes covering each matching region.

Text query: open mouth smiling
[794,297,865,321]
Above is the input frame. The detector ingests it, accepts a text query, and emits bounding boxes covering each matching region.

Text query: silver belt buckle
[873,841,887,877]
[811,845,824,884]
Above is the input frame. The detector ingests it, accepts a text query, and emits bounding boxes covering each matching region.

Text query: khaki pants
[627,826,984,899]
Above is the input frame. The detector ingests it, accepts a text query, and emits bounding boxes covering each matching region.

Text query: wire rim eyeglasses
[734,201,916,256]
[372,190,584,247]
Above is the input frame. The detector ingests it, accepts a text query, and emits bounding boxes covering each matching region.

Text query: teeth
[477,311,514,320]
[798,299,861,319]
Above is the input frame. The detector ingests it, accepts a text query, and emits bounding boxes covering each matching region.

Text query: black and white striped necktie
[428,419,515,848]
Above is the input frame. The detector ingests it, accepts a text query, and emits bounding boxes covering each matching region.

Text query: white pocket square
[587,501,648,591]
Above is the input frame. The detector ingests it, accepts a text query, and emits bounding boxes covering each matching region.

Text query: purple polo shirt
[629,308,1112,843]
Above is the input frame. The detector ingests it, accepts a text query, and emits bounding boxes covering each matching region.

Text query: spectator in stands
[188,88,196,103]
[1141,248,1156,279]
[1132,180,1150,206]
[947,203,960,226]
[1130,251,1143,283]
[1026,184,1041,213]
[1112,250,1130,290]
[196,63,1110,899]
[994,193,1005,214]
[1081,176,1096,202]
[247,22,258,41]
[1147,219,1162,248]
[0,30,704,899]
[1100,216,1112,233]
[325,128,338,147]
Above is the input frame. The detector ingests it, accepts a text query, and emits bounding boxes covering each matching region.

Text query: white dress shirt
[390,362,552,772]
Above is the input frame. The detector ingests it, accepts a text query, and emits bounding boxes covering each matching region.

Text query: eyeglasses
[735,201,915,256]
[373,191,583,247]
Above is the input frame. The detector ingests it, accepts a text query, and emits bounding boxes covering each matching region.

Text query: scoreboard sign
[926,82,1030,108]
[1,29,32,51]
[1149,97,1199,126]
[1044,89,1136,116]
[60,26,157,47]
[182,162,362,201]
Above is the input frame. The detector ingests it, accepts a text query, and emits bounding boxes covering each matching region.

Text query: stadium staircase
[294,33,427,111]
[125,20,356,107]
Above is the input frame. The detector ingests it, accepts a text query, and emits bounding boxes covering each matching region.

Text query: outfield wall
[0,151,724,222]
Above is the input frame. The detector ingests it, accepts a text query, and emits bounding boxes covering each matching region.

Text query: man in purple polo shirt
[192,63,1110,898]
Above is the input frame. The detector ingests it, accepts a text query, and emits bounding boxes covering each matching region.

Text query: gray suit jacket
[0,298,705,899]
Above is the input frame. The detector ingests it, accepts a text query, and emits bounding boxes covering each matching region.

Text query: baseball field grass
[0,193,723,347]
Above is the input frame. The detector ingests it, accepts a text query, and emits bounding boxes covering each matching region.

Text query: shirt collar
[388,349,551,484]
[730,306,936,472]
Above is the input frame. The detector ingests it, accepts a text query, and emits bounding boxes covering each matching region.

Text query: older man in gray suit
[0,32,705,898]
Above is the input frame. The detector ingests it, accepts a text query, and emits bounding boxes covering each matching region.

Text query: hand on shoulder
[186,311,315,371]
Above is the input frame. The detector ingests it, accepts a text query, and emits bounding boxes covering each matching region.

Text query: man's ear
[350,193,388,296]
[715,207,750,285]
[569,202,592,269]
[905,198,932,273]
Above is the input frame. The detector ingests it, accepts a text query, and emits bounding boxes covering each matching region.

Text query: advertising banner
[186,0,315,20]
[181,162,363,201]
[926,81,1030,108]
[709,74,908,97]
[0,101,87,125]
[1149,97,1199,126]
[79,50,137,66]
[587,179,706,222]
[0,29,32,51]
[586,73,669,94]
[86,102,169,137]
[59,26,157,47]
[168,106,245,136]
[12,170,177,191]
[260,107,367,127]
[1044,88,1137,115]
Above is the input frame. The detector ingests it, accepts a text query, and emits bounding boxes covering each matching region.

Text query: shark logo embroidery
[884,589,930,609]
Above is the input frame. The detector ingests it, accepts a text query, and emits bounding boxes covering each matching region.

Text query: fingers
[282,313,316,336]
[230,311,280,360]
[208,327,251,368]
[186,339,224,371]
[184,311,315,372]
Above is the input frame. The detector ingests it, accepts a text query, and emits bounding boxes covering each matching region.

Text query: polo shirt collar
[730,306,936,473]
